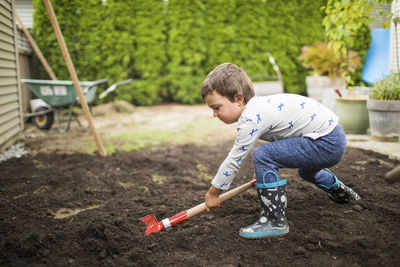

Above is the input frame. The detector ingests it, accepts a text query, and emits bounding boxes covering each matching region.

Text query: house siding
[0,0,23,152]
[15,0,32,29]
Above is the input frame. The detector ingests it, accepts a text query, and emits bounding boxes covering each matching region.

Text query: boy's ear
[234,93,244,105]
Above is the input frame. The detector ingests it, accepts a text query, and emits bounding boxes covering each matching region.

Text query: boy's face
[204,91,245,124]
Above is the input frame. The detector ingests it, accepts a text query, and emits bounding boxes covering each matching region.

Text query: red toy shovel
[140,179,256,236]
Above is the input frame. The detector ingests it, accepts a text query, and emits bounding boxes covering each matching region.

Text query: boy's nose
[213,111,218,117]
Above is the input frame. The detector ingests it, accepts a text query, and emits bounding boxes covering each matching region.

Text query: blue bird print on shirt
[249,129,258,136]
[269,136,276,142]
[220,182,229,188]
[256,113,261,123]
[239,146,247,152]
[299,132,303,137]
[236,157,243,164]
[288,121,294,129]
[223,171,231,177]
[269,125,273,131]
[300,101,305,109]
[328,118,333,125]
[278,103,284,111]
[311,113,317,121]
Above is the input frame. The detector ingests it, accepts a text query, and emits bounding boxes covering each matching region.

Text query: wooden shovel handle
[186,180,256,218]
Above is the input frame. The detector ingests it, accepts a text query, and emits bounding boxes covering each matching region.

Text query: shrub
[370,73,400,100]
[299,42,360,78]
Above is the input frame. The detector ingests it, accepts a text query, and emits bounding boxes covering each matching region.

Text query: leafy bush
[299,42,360,78]
[130,0,167,105]
[166,0,207,104]
[370,73,400,100]
[32,0,369,104]
[33,0,82,80]
[322,0,374,86]
[204,0,237,71]
[261,0,328,94]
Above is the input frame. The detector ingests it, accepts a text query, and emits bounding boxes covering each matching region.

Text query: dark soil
[1,141,399,266]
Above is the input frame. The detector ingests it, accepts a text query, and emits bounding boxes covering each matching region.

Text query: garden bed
[1,104,399,266]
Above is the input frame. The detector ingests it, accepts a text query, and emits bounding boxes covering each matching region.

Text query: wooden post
[43,0,106,157]
[15,13,57,80]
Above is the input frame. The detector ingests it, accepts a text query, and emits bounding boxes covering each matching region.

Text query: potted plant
[322,0,376,134]
[299,41,360,109]
[367,73,400,141]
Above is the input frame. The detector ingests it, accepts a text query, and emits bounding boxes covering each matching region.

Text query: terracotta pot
[367,99,400,142]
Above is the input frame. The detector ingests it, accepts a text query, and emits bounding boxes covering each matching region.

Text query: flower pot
[306,76,345,103]
[253,81,283,96]
[367,99,400,142]
[335,96,369,134]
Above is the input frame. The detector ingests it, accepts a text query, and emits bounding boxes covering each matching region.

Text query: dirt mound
[91,100,136,116]
[1,140,399,266]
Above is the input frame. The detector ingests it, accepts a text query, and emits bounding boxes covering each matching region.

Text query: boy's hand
[205,185,222,212]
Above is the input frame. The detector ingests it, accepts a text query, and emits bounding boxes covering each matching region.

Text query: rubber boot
[239,178,289,239]
[317,169,361,204]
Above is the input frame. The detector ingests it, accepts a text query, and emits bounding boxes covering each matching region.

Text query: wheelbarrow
[21,78,132,132]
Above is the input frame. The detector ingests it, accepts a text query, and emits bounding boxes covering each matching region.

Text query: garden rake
[140,179,256,236]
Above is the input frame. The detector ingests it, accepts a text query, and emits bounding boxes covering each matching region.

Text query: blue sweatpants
[253,125,346,187]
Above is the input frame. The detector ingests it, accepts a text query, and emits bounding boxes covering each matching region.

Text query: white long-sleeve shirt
[211,94,339,190]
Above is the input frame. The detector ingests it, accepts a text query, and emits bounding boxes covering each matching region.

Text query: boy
[201,63,361,239]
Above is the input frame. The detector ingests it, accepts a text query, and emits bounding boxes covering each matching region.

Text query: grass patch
[138,185,149,194]
[84,118,218,153]
[197,163,212,182]
[33,185,48,195]
[13,193,26,200]
[54,205,101,219]
[152,173,165,183]
[117,181,135,188]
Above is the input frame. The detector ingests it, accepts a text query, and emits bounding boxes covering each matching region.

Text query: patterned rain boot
[317,169,361,204]
[239,178,289,239]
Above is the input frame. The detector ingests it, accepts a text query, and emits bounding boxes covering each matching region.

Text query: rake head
[140,214,165,236]
[140,211,190,236]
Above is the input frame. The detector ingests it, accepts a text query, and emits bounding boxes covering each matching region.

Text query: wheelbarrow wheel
[33,106,54,130]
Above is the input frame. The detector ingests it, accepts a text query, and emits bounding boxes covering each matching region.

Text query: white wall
[14,0,33,29]
[390,0,400,74]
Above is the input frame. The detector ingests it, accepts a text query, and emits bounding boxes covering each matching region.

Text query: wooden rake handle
[386,165,400,184]
[186,180,256,218]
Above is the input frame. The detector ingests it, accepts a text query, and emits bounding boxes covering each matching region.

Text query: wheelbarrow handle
[115,79,133,86]
[90,79,109,87]
[98,79,133,99]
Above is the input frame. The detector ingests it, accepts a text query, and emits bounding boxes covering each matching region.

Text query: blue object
[362,28,390,84]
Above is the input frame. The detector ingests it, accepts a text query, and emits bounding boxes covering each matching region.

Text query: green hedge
[33,0,369,105]
[204,0,237,72]
[166,0,207,104]
[33,0,82,80]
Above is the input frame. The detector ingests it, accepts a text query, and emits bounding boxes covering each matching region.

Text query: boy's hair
[201,63,255,104]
